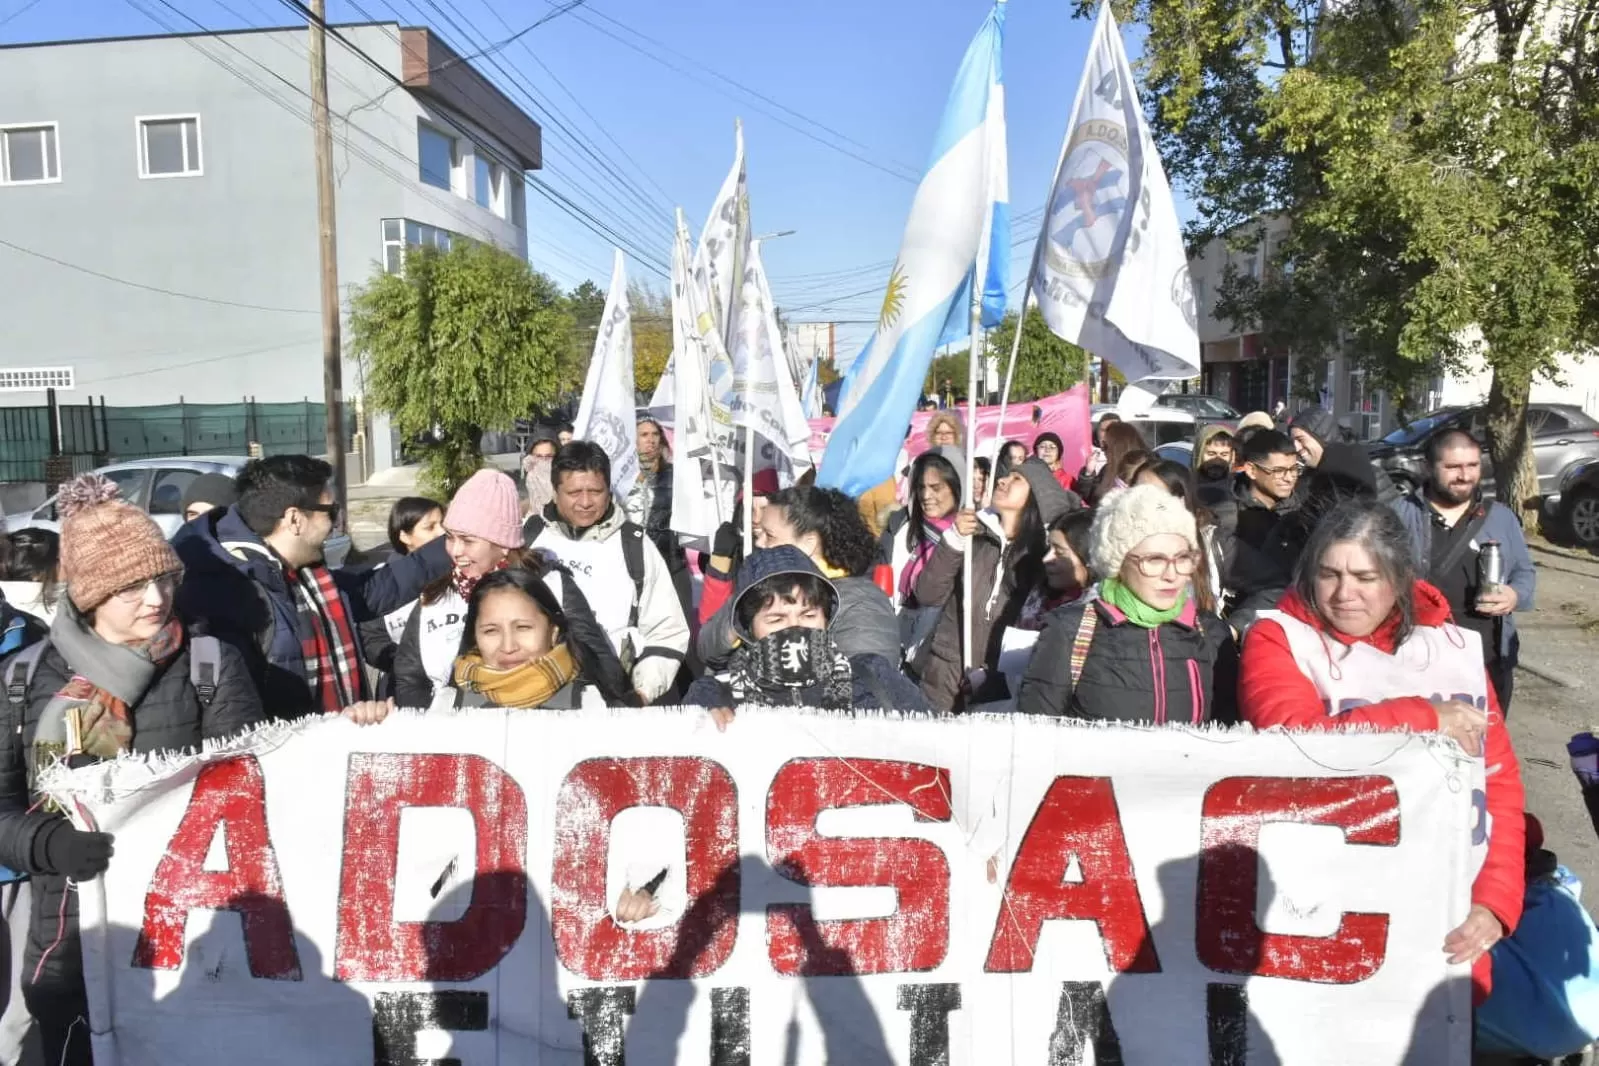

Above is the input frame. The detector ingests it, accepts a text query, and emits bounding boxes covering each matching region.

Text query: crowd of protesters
[0,394,1583,1063]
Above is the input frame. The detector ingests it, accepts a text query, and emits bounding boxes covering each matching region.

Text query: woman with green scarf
[1016,484,1239,724]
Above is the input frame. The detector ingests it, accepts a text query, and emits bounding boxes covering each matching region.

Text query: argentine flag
[817,2,1008,497]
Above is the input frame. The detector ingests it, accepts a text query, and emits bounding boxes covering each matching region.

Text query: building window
[472,155,508,216]
[381,218,456,274]
[418,124,460,192]
[0,367,74,391]
[138,115,201,178]
[0,124,60,185]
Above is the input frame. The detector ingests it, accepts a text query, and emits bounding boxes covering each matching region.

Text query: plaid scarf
[286,563,362,712]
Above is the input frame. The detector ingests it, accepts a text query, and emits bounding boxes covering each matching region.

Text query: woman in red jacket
[1239,498,1525,1003]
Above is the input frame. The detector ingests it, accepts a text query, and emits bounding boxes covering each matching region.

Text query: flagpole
[742,423,754,554]
[961,294,981,678]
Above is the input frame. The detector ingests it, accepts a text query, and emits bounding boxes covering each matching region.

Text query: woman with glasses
[0,474,264,1065]
[1031,432,1077,492]
[1017,484,1238,724]
[1239,499,1523,1003]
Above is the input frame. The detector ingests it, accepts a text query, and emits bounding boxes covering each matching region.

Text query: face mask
[1199,459,1232,481]
[749,626,830,687]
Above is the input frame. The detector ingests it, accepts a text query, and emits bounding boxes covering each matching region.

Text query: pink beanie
[445,470,523,549]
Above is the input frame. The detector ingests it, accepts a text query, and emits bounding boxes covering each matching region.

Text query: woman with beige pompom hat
[0,473,264,1065]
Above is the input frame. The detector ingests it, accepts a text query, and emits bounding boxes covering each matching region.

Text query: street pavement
[1510,539,1599,894]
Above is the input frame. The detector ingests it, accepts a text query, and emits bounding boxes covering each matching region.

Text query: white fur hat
[1089,484,1200,579]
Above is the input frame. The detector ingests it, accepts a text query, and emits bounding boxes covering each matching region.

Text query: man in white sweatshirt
[524,441,690,704]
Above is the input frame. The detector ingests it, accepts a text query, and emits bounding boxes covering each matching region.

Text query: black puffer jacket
[0,636,264,1030]
[1015,596,1238,724]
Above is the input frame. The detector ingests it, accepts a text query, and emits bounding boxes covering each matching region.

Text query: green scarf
[1100,577,1187,629]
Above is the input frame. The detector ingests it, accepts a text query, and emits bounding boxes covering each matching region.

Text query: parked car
[1154,394,1241,422]
[1154,442,1195,467]
[1366,403,1599,501]
[1091,404,1200,449]
[4,457,353,568]
[1545,461,1599,547]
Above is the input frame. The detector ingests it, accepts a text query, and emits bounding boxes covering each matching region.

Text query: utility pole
[309,0,347,516]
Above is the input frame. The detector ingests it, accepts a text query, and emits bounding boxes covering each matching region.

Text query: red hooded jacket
[1239,581,1525,1001]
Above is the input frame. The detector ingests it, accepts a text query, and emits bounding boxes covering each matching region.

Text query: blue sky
[2,0,1152,356]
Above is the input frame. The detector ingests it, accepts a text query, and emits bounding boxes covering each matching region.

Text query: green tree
[560,279,606,397]
[630,282,673,397]
[923,350,971,402]
[1108,0,1599,512]
[350,242,572,497]
[986,307,1090,401]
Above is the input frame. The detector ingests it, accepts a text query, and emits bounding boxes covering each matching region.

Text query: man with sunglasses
[1211,429,1306,630]
[174,455,451,718]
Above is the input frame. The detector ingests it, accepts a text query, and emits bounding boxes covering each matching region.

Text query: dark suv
[1366,403,1599,503]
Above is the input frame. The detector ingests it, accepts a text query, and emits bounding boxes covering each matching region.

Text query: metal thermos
[1478,540,1504,590]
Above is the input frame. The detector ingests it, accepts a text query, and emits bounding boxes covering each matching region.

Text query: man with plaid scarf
[175,455,451,717]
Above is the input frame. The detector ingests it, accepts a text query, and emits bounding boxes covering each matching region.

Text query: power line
[0,234,320,313]
[0,0,46,29]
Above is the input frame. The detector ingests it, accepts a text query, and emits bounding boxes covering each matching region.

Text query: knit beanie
[58,473,182,613]
[445,470,524,549]
[1089,484,1199,580]
[1289,406,1338,446]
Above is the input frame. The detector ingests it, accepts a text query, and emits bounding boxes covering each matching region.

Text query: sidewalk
[347,453,521,552]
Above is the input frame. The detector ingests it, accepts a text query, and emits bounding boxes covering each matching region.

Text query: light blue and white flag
[801,355,823,419]
[817,2,1008,496]
[1028,0,1199,384]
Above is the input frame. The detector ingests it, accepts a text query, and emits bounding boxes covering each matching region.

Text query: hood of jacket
[1276,578,1453,653]
[174,505,287,588]
[729,546,839,643]
[1015,458,1079,524]
[542,498,627,543]
[1195,423,1232,458]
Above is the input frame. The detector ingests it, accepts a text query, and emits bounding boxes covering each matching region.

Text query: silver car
[4,457,352,568]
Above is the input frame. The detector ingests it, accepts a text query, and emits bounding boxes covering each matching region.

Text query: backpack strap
[189,635,222,707]
[4,642,48,707]
[620,522,647,630]
[521,514,546,548]
[1068,606,1099,689]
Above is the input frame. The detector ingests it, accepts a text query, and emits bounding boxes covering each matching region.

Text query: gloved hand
[712,521,741,561]
[34,821,115,881]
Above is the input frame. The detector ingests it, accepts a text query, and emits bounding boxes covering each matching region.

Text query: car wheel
[1568,487,1599,547]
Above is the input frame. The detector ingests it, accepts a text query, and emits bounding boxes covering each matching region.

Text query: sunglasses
[299,502,341,523]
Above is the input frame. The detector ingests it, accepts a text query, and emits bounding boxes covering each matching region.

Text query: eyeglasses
[110,569,183,604]
[1125,551,1200,578]
[300,502,341,523]
[1250,462,1304,481]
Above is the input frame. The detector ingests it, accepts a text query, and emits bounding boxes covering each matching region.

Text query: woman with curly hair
[698,486,900,669]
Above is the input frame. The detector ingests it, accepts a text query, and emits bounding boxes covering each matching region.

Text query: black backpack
[5,635,223,709]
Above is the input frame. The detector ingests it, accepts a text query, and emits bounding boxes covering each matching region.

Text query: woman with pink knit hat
[391,469,527,708]
[0,473,263,1065]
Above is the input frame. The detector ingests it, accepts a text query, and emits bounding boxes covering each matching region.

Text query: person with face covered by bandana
[687,546,932,730]
[1193,426,1237,509]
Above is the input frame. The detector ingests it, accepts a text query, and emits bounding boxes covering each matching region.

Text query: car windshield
[1160,395,1238,419]
[1381,410,1460,445]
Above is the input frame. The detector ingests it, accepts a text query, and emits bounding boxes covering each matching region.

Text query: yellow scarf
[451,644,578,708]
[818,559,849,580]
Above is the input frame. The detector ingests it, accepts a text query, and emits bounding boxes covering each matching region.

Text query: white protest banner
[54,711,1475,1066]
[668,209,738,540]
[572,249,640,496]
[1029,1,1200,383]
[730,240,813,479]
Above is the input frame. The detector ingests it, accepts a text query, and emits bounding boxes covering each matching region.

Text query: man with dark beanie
[180,471,238,524]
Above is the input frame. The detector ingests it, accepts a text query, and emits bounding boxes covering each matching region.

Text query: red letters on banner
[985,776,1158,974]
[333,753,529,982]
[551,757,740,981]
[766,758,953,976]
[133,756,300,979]
[1196,775,1399,983]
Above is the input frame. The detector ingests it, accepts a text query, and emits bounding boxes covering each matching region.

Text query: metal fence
[0,393,354,484]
